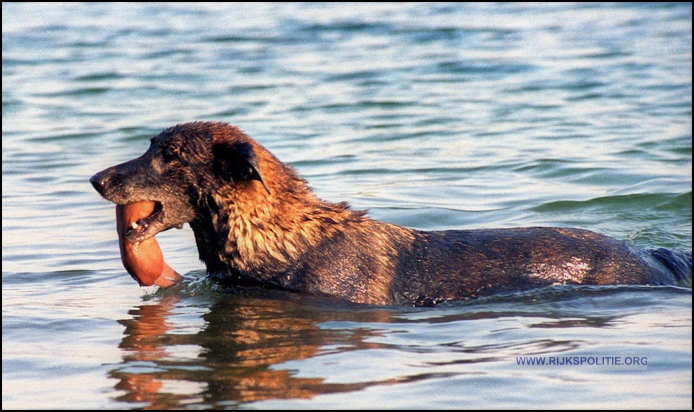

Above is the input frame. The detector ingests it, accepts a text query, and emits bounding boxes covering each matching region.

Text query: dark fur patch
[91,122,692,306]
[213,141,270,193]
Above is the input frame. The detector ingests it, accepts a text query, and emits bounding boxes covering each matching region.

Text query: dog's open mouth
[117,200,188,244]
[122,201,166,243]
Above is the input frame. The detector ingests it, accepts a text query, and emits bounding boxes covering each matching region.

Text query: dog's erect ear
[212,142,271,194]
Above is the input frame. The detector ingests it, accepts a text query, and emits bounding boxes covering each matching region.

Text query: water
[2,3,691,409]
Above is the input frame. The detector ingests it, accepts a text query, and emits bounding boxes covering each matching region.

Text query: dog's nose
[90,171,107,194]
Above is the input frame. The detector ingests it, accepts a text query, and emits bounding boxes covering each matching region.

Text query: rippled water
[2,3,691,409]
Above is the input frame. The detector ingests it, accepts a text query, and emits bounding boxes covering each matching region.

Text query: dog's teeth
[131,222,139,229]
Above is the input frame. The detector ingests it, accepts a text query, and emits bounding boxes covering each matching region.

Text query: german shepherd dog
[91,122,691,306]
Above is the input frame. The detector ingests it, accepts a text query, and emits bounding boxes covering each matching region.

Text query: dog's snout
[90,170,109,194]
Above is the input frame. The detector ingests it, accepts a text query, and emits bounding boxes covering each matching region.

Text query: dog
[91,122,692,306]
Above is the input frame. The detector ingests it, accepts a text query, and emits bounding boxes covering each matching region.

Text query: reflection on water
[111,292,394,407]
[106,285,692,409]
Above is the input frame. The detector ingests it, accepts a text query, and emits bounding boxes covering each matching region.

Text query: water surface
[2,3,691,409]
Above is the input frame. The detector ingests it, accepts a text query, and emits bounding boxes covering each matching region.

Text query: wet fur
[91,122,692,306]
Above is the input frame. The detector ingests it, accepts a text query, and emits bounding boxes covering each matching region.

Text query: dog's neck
[192,180,366,283]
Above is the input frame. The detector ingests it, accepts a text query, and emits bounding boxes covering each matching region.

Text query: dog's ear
[212,142,271,194]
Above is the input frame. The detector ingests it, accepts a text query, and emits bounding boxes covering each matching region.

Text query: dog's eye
[162,146,178,162]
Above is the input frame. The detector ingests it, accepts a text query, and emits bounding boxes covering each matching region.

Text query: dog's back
[388,228,692,305]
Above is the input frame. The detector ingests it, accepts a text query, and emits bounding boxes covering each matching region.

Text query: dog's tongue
[116,201,183,288]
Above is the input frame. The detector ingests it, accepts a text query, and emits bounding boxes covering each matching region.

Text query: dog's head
[90,122,270,243]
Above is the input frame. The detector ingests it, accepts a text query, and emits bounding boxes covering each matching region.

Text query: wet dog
[91,122,692,305]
